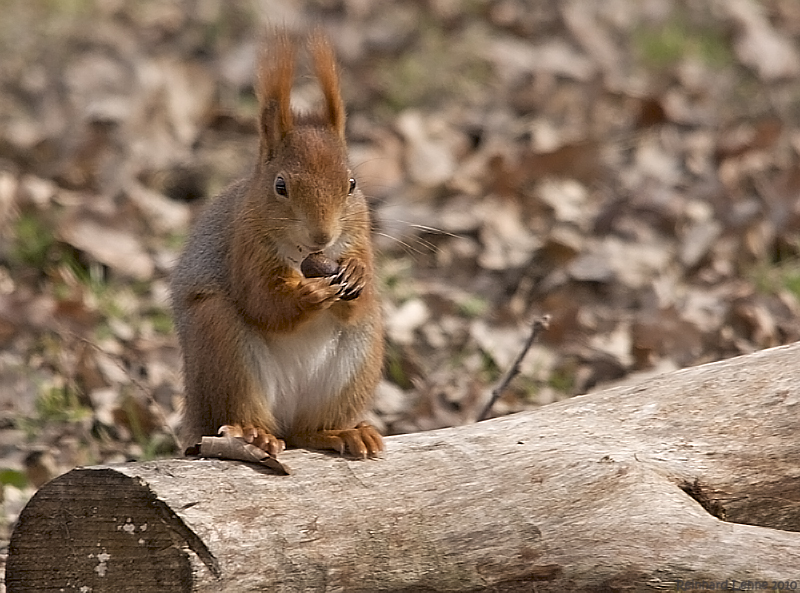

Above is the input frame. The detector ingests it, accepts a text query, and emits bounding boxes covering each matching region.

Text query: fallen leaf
[386,298,430,345]
[477,197,541,270]
[396,110,458,188]
[186,436,290,475]
[726,0,800,81]
[488,36,596,83]
[680,220,723,268]
[57,207,154,280]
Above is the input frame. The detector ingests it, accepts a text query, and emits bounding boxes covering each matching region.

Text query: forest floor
[1,0,800,573]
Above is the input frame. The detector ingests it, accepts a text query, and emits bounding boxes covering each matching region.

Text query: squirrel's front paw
[333,258,366,301]
[297,277,342,310]
[219,424,285,456]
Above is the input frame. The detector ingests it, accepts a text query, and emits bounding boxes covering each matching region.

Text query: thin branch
[70,332,181,448]
[479,314,551,421]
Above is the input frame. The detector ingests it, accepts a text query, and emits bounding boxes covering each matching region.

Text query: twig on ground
[70,332,181,448]
[479,314,551,421]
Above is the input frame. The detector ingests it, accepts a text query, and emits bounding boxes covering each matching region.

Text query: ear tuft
[257,29,296,155]
[308,29,346,140]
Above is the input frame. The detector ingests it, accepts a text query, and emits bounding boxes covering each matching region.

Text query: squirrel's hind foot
[291,422,383,458]
[219,424,286,457]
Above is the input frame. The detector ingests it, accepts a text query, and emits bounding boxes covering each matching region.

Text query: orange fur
[308,28,346,139]
[171,30,384,458]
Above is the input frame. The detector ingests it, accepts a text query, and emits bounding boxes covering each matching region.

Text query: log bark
[7,343,800,592]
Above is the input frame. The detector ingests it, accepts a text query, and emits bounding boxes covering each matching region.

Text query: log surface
[7,343,800,592]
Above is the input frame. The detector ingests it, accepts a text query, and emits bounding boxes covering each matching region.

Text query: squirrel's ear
[257,30,295,158]
[308,29,345,140]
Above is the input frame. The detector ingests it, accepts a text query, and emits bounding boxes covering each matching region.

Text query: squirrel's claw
[333,258,366,301]
[219,424,286,457]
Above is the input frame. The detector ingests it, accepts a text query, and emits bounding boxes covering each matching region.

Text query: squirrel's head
[251,29,364,261]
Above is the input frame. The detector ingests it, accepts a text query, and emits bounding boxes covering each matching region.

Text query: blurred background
[1,0,800,564]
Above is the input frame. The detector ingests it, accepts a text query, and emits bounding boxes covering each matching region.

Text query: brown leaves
[57,207,155,281]
[725,0,800,81]
[367,0,800,432]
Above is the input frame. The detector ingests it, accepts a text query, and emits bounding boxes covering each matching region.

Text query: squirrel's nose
[310,231,333,249]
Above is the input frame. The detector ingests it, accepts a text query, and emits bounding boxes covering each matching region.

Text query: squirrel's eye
[274,176,287,197]
[348,177,356,195]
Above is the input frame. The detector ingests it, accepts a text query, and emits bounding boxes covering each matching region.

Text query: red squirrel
[170,30,384,458]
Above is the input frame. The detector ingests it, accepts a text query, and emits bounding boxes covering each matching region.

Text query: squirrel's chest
[245,314,368,430]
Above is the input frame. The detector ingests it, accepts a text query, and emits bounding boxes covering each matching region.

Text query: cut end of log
[6,467,219,593]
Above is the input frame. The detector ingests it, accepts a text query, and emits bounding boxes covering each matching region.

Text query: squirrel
[170,30,384,458]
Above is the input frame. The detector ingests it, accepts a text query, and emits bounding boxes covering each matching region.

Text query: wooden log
[7,343,800,592]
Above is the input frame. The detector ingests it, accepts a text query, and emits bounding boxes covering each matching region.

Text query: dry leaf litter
[1,0,800,572]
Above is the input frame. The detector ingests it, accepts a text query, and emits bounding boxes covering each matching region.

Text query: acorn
[301,252,340,278]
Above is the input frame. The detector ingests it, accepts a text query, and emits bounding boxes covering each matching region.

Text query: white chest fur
[244,313,368,433]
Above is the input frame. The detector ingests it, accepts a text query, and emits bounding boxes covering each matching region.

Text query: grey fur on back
[170,179,247,332]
